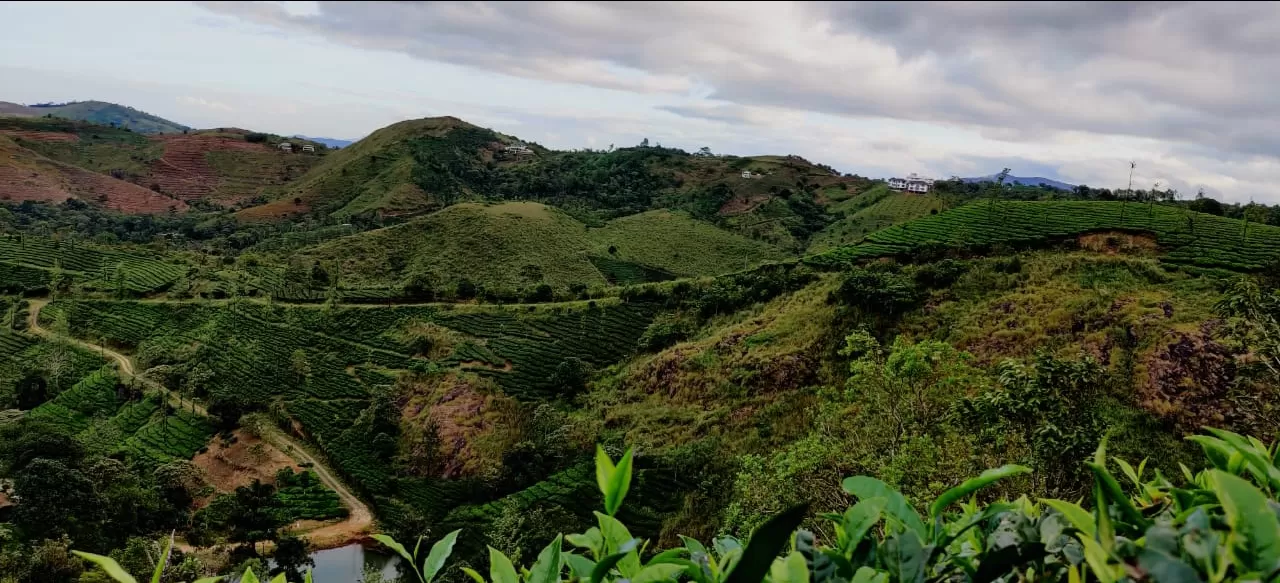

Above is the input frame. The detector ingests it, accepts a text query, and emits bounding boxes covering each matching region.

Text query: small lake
[307,544,401,583]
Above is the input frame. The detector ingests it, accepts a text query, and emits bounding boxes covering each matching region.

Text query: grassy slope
[810,200,1280,272]
[808,191,948,253]
[296,202,789,291]
[299,202,603,291]
[588,209,790,277]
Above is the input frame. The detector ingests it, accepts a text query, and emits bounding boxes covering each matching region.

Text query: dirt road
[26,299,373,548]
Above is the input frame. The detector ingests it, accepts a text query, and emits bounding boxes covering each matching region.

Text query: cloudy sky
[3,1,1279,202]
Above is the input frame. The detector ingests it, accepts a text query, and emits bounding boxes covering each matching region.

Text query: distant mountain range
[0,100,189,134]
[293,135,354,149]
[962,174,1076,191]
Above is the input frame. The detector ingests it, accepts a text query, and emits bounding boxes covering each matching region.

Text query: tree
[290,349,311,381]
[13,459,103,544]
[226,480,285,555]
[269,536,313,581]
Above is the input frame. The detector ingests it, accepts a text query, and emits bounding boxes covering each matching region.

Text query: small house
[301,144,315,153]
[889,173,934,193]
[278,142,293,152]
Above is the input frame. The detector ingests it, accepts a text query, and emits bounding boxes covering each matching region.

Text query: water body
[307,544,401,583]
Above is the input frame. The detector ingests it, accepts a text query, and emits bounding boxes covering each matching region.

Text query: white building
[889,173,934,193]
[301,144,315,153]
[278,142,293,152]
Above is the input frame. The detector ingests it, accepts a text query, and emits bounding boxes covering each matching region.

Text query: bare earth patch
[191,429,299,506]
[1078,231,1159,255]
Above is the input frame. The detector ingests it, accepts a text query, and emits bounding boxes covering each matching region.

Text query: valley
[0,105,1278,583]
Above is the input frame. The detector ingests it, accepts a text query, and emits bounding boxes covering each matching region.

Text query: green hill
[24,101,189,134]
[235,117,510,221]
[808,190,948,253]
[291,201,788,295]
[809,200,1280,272]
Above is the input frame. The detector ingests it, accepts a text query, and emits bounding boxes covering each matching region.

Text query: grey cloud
[199,1,1280,166]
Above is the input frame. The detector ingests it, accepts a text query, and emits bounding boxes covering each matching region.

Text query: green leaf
[192,578,223,583]
[1087,462,1150,530]
[605,448,634,516]
[596,446,616,509]
[1136,548,1201,583]
[564,552,597,579]
[769,552,809,583]
[566,528,604,558]
[725,504,809,583]
[72,551,138,583]
[973,543,1047,583]
[489,547,520,583]
[842,476,926,538]
[1042,499,1097,538]
[529,534,564,583]
[590,551,631,583]
[1206,428,1280,492]
[679,535,708,557]
[1208,469,1280,574]
[877,532,926,583]
[240,568,261,583]
[372,534,415,565]
[152,534,173,583]
[303,569,312,583]
[594,512,640,577]
[929,465,1030,518]
[460,567,486,583]
[646,548,690,567]
[422,529,461,583]
[849,567,885,583]
[269,575,286,583]
[632,563,685,583]
[839,499,883,555]
[1077,535,1117,583]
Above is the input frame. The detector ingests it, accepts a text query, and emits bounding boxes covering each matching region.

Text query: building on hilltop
[889,173,934,193]
[500,142,534,160]
[278,142,293,152]
[301,144,315,153]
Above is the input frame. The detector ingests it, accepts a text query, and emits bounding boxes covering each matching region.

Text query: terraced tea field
[42,296,663,512]
[0,235,185,293]
[809,200,1280,272]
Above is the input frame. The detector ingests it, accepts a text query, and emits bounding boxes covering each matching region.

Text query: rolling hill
[5,100,190,134]
[0,117,325,206]
[292,201,788,293]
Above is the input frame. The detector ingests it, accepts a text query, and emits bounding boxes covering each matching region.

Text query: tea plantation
[0,235,185,293]
[809,199,1280,271]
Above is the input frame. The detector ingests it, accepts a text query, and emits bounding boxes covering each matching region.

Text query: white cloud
[177,95,234,112]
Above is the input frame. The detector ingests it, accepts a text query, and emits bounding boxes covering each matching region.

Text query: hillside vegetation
[811,199,1280,272]
[294,202,787,293]
[10,101,190,134]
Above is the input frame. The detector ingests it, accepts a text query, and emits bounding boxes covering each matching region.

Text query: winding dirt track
[25,300,373,548]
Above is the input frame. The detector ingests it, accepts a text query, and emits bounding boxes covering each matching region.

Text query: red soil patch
[719,193,771,215]
[235,197,311,222]
[190,429,300,506]
[0,130,79,142]
[0,138,186,213]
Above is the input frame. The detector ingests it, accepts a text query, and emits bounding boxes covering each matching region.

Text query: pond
[306,544,401,583]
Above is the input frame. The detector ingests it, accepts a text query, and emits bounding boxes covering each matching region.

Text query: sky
[2,1,1279,202]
